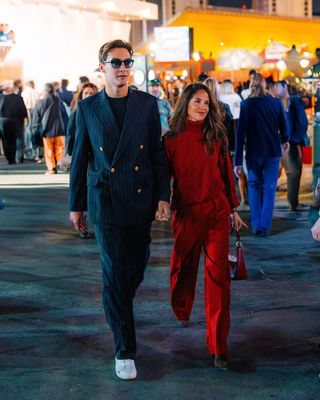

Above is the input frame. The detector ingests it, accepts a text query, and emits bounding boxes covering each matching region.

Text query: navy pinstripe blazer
[69,88,170,226]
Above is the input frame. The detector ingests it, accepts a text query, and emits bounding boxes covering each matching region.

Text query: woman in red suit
[162,83,246,369]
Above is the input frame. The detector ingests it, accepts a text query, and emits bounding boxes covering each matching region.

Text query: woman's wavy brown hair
[167,82,227,153]
[70,82,98,111]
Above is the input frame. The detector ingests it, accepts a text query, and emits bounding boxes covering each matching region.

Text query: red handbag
[229,231,248,280]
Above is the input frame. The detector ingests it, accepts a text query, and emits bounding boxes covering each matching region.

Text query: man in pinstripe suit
[69,40,170,380]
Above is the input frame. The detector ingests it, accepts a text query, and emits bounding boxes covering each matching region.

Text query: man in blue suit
[69,40,170,380]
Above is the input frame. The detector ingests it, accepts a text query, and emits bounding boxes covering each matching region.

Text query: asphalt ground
[0,157,319,400]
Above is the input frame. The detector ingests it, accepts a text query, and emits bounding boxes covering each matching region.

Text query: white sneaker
[115,358,137,380]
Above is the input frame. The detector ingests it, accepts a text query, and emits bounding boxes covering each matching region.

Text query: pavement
[0,157,319,400]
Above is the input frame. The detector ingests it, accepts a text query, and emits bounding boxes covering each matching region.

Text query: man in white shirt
[240,69,256,100]
[22,81,39,159]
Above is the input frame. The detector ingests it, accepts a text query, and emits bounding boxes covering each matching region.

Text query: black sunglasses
[105,58,134,69]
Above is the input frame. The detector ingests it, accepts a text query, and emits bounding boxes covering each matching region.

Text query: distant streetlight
[182,69,188,77]
[192,52,200,62]
[300,59,310,68]
[276,60,287,71]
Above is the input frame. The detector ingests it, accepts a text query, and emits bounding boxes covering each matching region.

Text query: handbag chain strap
[235,230,242,248]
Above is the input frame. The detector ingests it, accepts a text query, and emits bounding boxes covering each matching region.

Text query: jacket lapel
[113,88,141,164]
[91,90,120,139]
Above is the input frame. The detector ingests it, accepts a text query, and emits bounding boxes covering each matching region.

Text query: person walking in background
[0,80,27,164]
[32,83,67,174]
[205,78,249,210]
[13,79,23,96]
[164,83,246,370]
[69,39,170,380]
[274,82,309,211]
[14,79,26,163]
[171,79,184,107]
[78,76,90,89]
[219,80,242,124]
[56,79,73,108]
[58,82,98,174]
[148,78,172,135]
[22,80,39,160]
[234,73,289,236]
[273,80,290,193]
[66,82,98,156]
[204,78,235,151]
[240,69,256,100]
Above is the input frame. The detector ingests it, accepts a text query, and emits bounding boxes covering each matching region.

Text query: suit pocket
[87,174,99,187]
[88,186,112,223]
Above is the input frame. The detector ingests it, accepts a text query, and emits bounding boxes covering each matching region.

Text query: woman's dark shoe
[213,354,229,370]
[179,319,190,328]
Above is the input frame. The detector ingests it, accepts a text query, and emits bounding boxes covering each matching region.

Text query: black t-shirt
[107,95,128,132]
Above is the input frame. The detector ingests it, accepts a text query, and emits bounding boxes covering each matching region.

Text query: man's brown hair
[98,39,133,64]
[249,73,266,98]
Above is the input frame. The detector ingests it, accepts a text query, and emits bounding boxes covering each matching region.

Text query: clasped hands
[155,201,171,222]
[70,203,170,232]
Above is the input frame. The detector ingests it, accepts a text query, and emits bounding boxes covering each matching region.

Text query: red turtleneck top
[164,119,239,212]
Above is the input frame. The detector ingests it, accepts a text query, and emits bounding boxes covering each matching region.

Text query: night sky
[314,0,320,15]
[208,0,252,7]
[209,0,320,15]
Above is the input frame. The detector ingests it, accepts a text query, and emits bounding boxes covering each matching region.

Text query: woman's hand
[155,201,171,222]
[234,166,244,179]
[231,211,248,231]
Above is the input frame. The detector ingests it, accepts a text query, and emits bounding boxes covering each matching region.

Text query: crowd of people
[0,38,319,380]
[0,23,15,44]
[0,76,98,174]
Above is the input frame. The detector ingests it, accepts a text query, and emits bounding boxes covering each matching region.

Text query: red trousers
[170,198,231,355]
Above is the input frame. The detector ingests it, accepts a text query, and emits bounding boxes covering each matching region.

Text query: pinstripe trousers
[94,223,151,359]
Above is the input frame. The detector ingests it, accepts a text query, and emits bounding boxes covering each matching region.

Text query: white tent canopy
[217,49,263,71]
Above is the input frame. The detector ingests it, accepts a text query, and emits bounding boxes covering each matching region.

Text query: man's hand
[311,217,320,241]
[281,141,290,154]
[234,166,244,179]
[155,201,170,222]
[57,155,72,171]
[70,211,87,233]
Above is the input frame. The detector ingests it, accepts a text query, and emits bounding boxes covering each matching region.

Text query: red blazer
[164,119,239,212]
